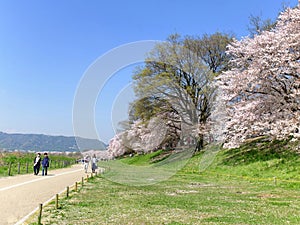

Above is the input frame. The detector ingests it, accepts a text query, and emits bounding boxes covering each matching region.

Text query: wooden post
[26,162,29,173]
[55,194,59,209]
[66,186,69,198]
[86,174,89,181]
[38,203,43,225]
[75,182,78,192]
[8,162,12,176]
[17,162,21,174]
[81,177,84,187]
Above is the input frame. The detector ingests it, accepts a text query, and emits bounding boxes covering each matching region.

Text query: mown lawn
[27,140,300,224]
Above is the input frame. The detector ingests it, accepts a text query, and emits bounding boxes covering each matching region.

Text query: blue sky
[0,0,298,144]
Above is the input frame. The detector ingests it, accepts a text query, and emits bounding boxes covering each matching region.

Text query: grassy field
[28,139,300,224]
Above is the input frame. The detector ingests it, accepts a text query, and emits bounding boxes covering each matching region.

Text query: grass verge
[27,139,300,224]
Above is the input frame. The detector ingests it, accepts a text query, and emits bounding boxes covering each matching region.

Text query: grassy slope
[209,138,300,185]
[28,139,300,225]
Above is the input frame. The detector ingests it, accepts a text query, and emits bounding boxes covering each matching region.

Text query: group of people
[34,152,98,175]
[83,154,98,173]
[33,152,50,176]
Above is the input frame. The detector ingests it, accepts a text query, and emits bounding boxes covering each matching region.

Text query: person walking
[42,152,50,176]
[91,154,98,173]
[83,155,90,173]
[33,153,41,175]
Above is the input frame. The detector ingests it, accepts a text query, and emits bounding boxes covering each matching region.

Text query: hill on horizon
[0,131,107,152]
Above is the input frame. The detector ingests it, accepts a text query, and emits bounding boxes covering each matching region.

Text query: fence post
[81,177,84,188]
[8,162,12,176]
[55,194,59,209]
[18,162,21,174]
[66,186,69,198]
[26,162,29,173]
[75,182,78,192]
[38,203,43,225]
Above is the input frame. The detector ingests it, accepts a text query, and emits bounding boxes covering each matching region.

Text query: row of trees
[107,5,300,158]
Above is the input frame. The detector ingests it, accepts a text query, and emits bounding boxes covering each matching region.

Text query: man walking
[42,152,50,176]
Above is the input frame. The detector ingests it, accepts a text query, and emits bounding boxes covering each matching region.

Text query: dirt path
[0,164,91,225]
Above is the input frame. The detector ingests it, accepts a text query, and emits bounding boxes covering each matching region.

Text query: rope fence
[32,170,102,225]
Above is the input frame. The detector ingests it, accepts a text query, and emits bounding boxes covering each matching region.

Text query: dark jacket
[42,156,50,167]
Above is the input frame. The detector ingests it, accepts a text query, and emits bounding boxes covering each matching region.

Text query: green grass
[205,138,300,186]
[119,150,164,165]
[27,139,300,224]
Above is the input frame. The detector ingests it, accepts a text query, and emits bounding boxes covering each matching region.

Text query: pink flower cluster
[217,6,300,148]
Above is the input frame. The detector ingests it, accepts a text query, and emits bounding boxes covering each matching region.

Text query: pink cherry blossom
[217,6,300,148]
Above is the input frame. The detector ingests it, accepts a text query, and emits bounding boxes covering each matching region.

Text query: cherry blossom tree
[217,6,300,148]
[107,117,173,158]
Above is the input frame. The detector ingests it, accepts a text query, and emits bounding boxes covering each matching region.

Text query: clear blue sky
[0,0,298,144]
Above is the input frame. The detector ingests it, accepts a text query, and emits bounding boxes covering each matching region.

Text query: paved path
[0,164,90,225]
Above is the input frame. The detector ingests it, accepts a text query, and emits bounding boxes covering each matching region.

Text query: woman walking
[33,153,41,175]
[83,155,90,173]
[91,154,98,173]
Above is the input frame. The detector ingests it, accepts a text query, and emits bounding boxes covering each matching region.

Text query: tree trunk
[194,133,204,152]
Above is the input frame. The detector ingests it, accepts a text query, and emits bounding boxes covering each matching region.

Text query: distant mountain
[0,132,107,152]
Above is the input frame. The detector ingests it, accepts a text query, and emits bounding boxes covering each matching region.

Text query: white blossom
[217,6,300,148]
